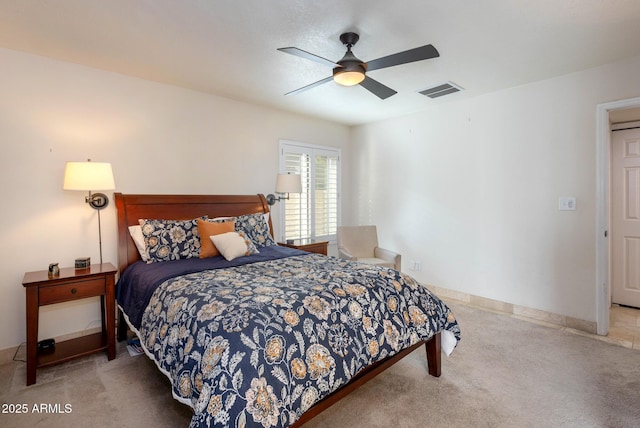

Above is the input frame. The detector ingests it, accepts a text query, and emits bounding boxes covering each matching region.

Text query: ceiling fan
[278,32,439,100]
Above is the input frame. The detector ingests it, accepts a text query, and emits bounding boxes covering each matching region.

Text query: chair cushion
[338,225,378,258]
[357,258,395,269]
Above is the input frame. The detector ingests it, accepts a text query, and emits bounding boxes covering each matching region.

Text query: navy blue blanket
[116,245,307,329]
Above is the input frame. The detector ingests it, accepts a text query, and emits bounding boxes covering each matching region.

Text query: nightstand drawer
[39,278,106,305]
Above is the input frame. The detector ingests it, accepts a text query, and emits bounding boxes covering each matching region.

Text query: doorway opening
[596,97,640,336]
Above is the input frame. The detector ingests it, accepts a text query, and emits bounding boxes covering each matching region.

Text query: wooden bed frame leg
[426,331,442,377]
[117,308,128,342]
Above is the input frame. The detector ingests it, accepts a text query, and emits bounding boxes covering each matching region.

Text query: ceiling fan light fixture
[333,63,366,86]
[279,31,439,99]
[334,70,365,86]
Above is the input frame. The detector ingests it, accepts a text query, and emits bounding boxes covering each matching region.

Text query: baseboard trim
[430,285,598,335]
[0,345,19,366]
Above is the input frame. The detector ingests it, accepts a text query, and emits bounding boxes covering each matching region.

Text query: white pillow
[128,225,148,262]
[210,232,250,261]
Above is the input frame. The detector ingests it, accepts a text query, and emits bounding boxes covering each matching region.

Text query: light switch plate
[559,197,576,211]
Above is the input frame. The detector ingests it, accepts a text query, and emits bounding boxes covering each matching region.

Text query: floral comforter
[131,251,460,427]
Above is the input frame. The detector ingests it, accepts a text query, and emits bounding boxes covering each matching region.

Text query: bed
[114,193,460,428]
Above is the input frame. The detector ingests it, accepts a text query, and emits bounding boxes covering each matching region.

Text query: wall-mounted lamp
[266,172,302,205]
[63,159,115,264]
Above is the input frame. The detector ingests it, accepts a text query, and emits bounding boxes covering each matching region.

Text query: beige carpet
[2,301,639,428]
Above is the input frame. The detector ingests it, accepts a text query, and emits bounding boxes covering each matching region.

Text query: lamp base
[267,193,291,205]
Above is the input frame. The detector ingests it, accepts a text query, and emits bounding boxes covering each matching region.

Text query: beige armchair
[337,225,401,271]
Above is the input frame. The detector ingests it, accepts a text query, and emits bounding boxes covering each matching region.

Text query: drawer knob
[71,288,77,294]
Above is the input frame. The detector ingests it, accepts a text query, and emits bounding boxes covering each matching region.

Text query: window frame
[277,139,341,244]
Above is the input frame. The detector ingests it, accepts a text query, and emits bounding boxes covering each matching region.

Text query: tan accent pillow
[210,232,250,261]
[197,219,236,258]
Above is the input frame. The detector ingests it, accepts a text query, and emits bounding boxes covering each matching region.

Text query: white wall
[0,48,350,350]
[4,44,639,352]
[350,55,640,323]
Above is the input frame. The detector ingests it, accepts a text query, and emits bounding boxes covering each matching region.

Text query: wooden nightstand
[279,239,328,255]
[22,263,117,386]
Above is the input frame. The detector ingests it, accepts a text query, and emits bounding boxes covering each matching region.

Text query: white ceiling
[1,0,640,126]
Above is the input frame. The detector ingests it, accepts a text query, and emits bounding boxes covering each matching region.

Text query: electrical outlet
[559,197,576,211]
[409,261,422,271]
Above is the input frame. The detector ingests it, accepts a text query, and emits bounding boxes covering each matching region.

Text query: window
[278,140,340,243]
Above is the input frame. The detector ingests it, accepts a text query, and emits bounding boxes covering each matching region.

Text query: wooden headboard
[114,193,273,274]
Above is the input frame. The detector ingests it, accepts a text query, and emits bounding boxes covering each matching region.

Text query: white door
[611,127,640,308]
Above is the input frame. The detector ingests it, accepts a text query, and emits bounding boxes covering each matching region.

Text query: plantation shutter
[313,149,339,240]
[279,141,340,243]
[282,148,311,241]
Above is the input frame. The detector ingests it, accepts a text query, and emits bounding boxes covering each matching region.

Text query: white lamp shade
[63,161,115,191]
[275,173,302,194]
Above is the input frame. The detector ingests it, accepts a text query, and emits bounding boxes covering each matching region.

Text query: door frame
[596,96,640,335]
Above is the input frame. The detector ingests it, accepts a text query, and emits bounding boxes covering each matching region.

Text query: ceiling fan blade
[366,44,439,72]
[359,76,397,100]
[284,76,334,96]
[278,47,339,68]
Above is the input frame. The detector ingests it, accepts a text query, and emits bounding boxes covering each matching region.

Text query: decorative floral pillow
[139,217,206,263]
[235,212,276,248]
